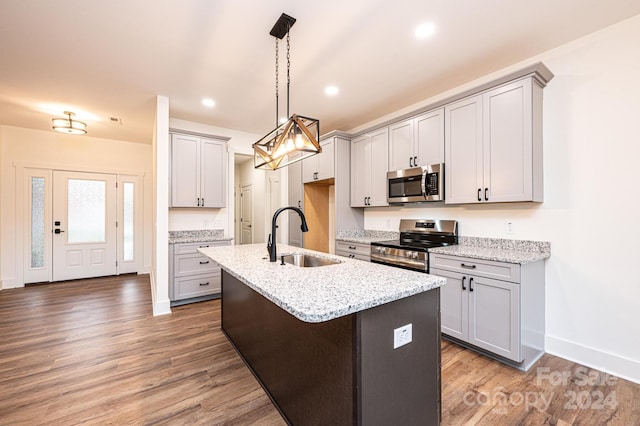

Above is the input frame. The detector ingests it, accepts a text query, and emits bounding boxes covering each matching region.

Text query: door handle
[199,261,210,264]
[477,188,481,202]
[462,276,467,290]
[201,198,205,206]
[298,200,301,208]
[54,229,65,234]
[469,277,474,292]
[461,263,476,269]
[197,197,200,207]
[409,157,414,167]
[413,156,417,166]
[484,188,488,201]
[199,282,210,286]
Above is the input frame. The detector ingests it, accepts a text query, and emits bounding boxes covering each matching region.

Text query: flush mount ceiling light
[52,111,87,135]
[415,22,436,39]
[253,13,321,171]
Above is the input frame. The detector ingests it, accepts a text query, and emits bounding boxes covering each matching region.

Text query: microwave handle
[421,169,427,199]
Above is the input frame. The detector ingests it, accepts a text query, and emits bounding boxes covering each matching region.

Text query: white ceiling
[2,1,640,144]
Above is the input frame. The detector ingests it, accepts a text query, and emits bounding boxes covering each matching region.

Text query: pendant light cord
[286,27,290,118]
[275,38,279,127]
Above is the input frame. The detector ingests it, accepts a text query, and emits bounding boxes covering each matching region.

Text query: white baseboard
[545,334,640,384]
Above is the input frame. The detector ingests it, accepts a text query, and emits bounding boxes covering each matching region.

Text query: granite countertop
[169,229,233,244]
[335,229,399,244]
[428,237,551,265]
[199,244,445,323]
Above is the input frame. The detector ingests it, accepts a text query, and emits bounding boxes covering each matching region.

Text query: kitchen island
[199,244,446,426]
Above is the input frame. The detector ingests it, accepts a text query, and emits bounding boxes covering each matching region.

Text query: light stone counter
[429,236,551,264]
[335,229,399,244]
[168,229,233,244]
[199,243,445,323]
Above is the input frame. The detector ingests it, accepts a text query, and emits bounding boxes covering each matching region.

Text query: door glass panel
[31,177,45,268]
[68,179,106,243]
[123,182,134,261]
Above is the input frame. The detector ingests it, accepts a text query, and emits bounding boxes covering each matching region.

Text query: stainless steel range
[370,219,458,272]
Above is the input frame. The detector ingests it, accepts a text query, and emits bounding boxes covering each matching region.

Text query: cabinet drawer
[174,273,221,300]
[174,240,229,255]
[335,241,370,256]
[336,250,370,262]
[174,253,219,277]
[429,254,520,283]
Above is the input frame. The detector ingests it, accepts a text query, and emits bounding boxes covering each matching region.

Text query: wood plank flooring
[0,275,638,425]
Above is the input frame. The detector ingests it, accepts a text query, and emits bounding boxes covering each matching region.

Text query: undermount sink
[282,253,342,268]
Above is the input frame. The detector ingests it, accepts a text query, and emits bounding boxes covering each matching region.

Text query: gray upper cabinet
[351,128,389,207]
[445,77,542,204]
[171,133,227,208]
[388,108,444,171]
[302,139,335,183]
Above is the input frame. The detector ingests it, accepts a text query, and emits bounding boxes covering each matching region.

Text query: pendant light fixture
[253,13,321,170]
[52,111,87,135]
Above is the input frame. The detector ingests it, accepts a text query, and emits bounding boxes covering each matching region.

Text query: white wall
[361,15,640,383]
[151,96,171,316]
[0,124,153,289]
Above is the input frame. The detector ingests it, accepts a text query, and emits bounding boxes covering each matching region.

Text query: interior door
[52,171,117,281]
[240,184,252,245]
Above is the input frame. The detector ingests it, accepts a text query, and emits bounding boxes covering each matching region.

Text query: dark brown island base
[221,269,441,425]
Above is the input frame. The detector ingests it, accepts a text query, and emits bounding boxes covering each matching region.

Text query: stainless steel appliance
[370,219,458,272]
[387,164,444,204]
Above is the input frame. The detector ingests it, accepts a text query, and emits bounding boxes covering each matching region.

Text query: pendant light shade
[254,114,320,170]
[52,111,87,135]
[253,13,321,170]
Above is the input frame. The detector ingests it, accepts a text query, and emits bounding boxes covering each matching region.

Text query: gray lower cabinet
[169,240,231,305]
[335,241,370,261]
[430,253,545,371]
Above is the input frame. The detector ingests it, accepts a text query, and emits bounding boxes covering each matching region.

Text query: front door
[240,184,252,245]
[52,171,117,281]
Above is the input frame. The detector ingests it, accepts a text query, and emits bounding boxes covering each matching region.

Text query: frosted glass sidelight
[68,179,106,243]
[31,177,45,268]
[123,182,134,261]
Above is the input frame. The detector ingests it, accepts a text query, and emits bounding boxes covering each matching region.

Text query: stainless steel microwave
[387,164,444,204]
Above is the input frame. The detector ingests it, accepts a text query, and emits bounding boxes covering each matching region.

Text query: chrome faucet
[267,206,309,262]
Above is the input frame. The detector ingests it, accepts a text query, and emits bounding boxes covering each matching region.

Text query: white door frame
[16,162,145,286]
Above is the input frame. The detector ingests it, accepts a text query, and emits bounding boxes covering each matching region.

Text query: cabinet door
[368,128,389,207]
[483,79,533,202]
[351,135,369,207]
[301,153,318,183]
[388,119,414,171]
[445,95,483,204]
[414,108,444,166]
[201,138,226,208]
[171,134,200,207]
[468,275,521,362]
[431,268,468,341]
[288,154,303,247]
[316,139,335,181]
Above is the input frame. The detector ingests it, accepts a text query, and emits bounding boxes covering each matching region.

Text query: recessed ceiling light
[324,86,339,96]
[279,117,288,124]
[415,22,436,39]
[202,98,215,107]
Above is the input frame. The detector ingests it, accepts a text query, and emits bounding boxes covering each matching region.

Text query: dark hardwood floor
[0,275,638,425]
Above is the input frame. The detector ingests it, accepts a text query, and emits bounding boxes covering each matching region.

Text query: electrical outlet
[505,220,515,235]
[393,324,412,349]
